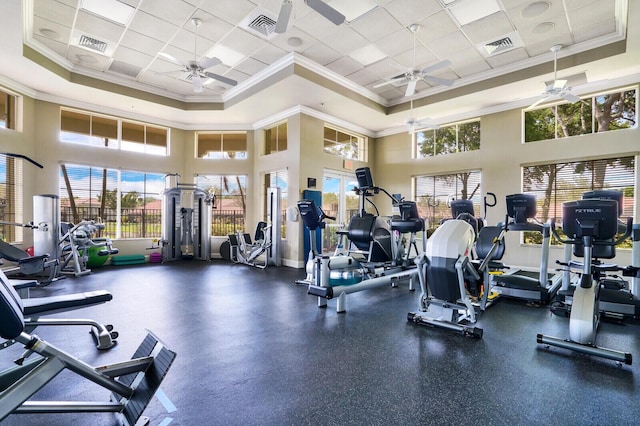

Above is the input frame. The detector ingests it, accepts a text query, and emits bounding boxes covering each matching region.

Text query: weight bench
[0,268,176,424]
[1,282,118,351]
[0,240,60,285]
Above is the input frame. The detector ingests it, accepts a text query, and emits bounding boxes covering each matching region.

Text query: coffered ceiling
[1,0,637,134]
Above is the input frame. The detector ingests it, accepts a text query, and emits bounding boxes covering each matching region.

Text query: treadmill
[493,194,562,303]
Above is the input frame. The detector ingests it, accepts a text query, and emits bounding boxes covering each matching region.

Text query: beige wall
[373,99,640,269]
[4,86,639,270]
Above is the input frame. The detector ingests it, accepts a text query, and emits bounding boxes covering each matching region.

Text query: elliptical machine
[306,167,425,313]
[295,199,338,285]
[537,198,634,364]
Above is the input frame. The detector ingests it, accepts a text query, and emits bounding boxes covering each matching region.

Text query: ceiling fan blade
[560,92,581,103]
[420,59,451,75]
[158,52,186,68]
[304,0,345,25]
[199,56,222,70]
[192,73,204,93]
[527,95,550,110]
[422,75,454,87]
[405,80,417,97]
[373,77,406,89]
[275,0,293,33]
[204,71,238,87]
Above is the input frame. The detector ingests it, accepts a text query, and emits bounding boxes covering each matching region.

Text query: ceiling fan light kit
[373,24,453,97]
[157,17,237,93]
[527,44,581,109]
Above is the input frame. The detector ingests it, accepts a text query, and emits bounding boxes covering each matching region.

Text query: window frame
[323,124,367,161]
[523,86,637,143]
[264,121,288,155]
[413,118,481,158]
[195,131,248,159]
[59,108,169,155]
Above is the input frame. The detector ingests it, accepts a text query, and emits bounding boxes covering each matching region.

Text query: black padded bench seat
[22,290,113,316]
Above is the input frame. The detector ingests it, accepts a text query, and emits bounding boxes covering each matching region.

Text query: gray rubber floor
[1,260,639,425]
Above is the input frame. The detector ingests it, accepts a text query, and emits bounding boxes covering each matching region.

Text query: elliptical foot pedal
[114,332,177,425]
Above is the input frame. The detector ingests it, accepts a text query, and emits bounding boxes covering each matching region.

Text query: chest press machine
[0,267,176,424]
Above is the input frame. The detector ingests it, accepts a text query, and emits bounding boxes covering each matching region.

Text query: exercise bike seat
[21,290,113,316]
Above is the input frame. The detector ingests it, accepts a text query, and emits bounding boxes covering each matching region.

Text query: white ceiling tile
[75,10,127,44]
[564,0,603,11]
[220,27,271,57]
[270,27,318,53]
[120,30,168,57]
[251,43,289,65]
[375,28,414,58]
[349,7,403,42]
[394,45,439,69]
[426,30,474,59]
[461,12,515,44]
[303,43,342,66]
[508,1,565,32]
[385,0,443,27]
[449,48,492,77]
[34,1,76,28]
[325,56,364,76]
[347,68,379,87]
[322,27,369,55]
[365,57,405,79]
[128,11,179,44]
[32,35,68,57]
[414,11,459,44]
[113,45,154,68]
[191,11,235,42]
[292,6,344,40]
[568,1,616,30]
[138,0,196,26]
[234,56,269,76]
[33,16,72,42]
[67,45,111,70]
[198,0,258,25]
[573,18,616,43]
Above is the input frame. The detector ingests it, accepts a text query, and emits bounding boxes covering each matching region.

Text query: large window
[60,108,169,155]
[323,125,367,161]
[0,88,17,130]
[414,119,480,158]
[196,132,247,159]
[522,156,635,227]
[524,88,636,142]
[195,175,247,236]
[0,156,23,243]
[264,121,287,154]
[414,171,482,233]
[322,170,359,253]
[59,164,165,239]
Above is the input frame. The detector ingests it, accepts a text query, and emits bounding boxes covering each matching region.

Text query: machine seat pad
[390,218,424,233]
[22,290,113,315]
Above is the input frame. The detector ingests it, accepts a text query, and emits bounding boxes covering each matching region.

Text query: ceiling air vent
[248,14,277,37]
[484,37,513,55]
[477,31,523,57]
[241,7,279,40]
[78,34,108,53]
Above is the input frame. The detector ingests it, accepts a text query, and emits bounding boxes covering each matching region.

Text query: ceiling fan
[405,98,438,134]
[526,44,581,109]
[158,18,237,93]
[275,0,345,34]
[374,24,453,97]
